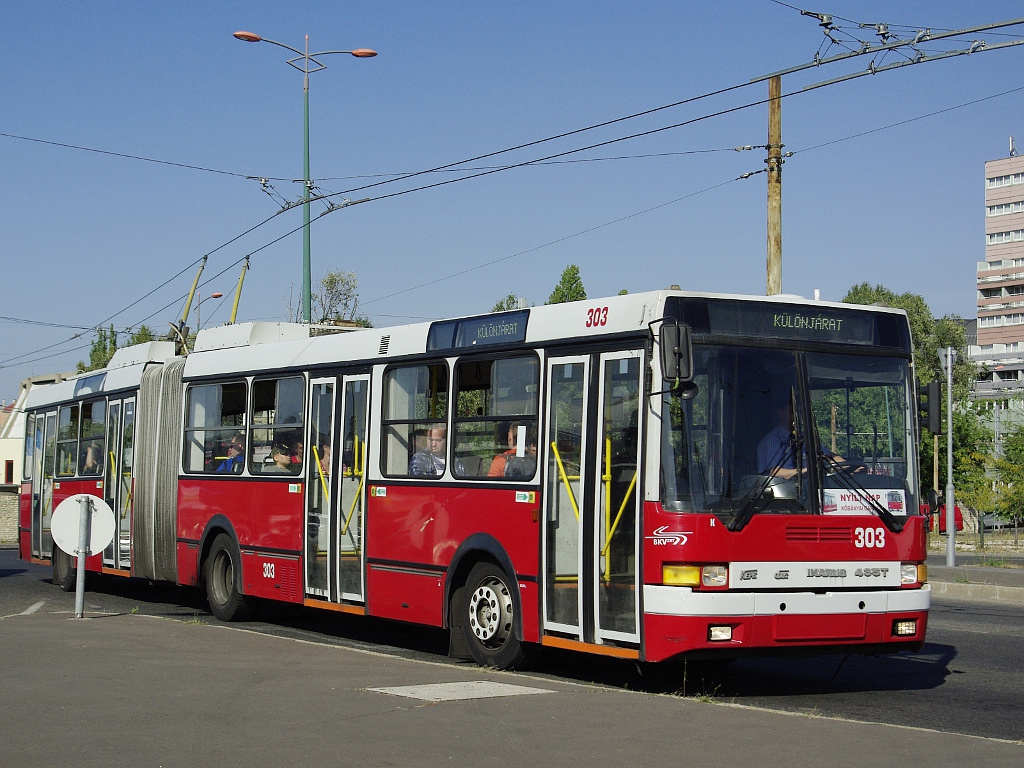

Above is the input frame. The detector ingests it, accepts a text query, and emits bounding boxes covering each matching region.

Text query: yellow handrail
[599,437,638,581]
[603,438,611,559]
[340,439,366,539]
[550,441,580,521]
[601,470,638,561]
[340,476,364,537]
[311,444,330,503]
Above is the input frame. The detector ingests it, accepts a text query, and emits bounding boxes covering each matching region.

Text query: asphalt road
[2,548,1022,746]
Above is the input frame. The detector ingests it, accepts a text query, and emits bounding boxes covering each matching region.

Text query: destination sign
[427,310,529,352]
[666,297,909,350]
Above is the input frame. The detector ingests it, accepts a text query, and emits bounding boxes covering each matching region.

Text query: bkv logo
[645,526,691,546]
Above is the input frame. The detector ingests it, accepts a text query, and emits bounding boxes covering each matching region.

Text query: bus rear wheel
[53,546,76,592]
[462,562,531,670]
[204,533,253,622]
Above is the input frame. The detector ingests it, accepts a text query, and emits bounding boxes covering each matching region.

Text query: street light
[195,292,224,332]
[938,346,957,567]
[233,30,377,324]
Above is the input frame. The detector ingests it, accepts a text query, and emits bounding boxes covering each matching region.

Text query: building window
[987,229,1024,245]
[987,173,1024,189]
[980,313,1024,328]
[4,460,12,484]
[987,201,1024,217]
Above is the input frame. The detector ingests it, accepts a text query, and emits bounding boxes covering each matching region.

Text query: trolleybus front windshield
[661,345,917,523]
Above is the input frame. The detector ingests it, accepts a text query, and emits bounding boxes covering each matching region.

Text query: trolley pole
[766,75,782,296]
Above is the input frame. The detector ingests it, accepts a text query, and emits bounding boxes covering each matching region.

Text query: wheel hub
[469,577,512,645]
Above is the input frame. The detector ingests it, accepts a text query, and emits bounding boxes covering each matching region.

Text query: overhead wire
[6,13,1024,370]
[0,131,275,179]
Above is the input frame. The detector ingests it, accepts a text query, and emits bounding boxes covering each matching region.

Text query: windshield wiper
[822,455,905,533]
[728,436,801,532]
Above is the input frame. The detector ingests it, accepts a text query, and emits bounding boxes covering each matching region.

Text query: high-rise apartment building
[972,148,1024,396]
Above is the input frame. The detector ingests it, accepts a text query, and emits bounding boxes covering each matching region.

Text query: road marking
[369,680,556,702]
[21,601,45,615]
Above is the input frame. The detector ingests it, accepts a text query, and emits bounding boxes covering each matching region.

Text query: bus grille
[786,526,851,543]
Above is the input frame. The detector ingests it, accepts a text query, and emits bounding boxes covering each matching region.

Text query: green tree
[547,264,587,304]
[843,283,984,495]
[994,425,1024,524]
[126,325,156,346]
[842,283,972,393]
[77,324,156,372]
[492,293,522,312]
[290,269,372,327]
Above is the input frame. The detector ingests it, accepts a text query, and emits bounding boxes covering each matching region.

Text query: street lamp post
[938,346,957,567]
[233,31,376,324]
[195,292,224,333]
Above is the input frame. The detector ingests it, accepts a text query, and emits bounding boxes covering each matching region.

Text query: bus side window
[451,355,539,481]
[183,381,247,474]
[56,404,80,477]
[381,363,449,478]
[249,376,305,476]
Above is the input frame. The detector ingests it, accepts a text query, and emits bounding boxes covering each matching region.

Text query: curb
[928,580,1024,604]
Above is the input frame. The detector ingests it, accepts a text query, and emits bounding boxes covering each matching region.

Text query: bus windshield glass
[661,345,917,521]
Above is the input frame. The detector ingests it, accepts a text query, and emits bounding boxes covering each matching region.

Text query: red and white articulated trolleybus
[20,289,929,669]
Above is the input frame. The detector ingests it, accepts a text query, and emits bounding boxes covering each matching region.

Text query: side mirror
[660,320,693,385]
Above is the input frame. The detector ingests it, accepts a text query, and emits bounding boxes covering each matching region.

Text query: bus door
[542,350,643,646]
[336,375,369,602]
[305,377,335,598]
[102,396,136,569]
[31,410,57,559]
[305,374,370,602]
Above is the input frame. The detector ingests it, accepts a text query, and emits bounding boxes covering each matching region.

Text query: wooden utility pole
[766,75,783,296]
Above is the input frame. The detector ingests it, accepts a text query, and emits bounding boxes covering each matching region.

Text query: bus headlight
[901,563,926,585]
[701,565,729,588]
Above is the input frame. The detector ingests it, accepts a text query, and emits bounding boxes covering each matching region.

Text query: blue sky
[2,1,1023,400]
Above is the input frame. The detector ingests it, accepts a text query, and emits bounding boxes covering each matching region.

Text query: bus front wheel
[204,533,253,622]
[462,562,531,670]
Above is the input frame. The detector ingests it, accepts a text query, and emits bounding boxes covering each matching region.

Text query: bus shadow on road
[526,643,958,699]
[35,569,959,699]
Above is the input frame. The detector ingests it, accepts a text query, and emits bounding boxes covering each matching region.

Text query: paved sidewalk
[1,609,1020,768]
[927,552,1024,604]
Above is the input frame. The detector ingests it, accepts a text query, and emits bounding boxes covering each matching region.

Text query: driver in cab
[757,397,846,479]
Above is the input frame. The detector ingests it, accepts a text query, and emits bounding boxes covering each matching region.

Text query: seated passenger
[487,422,522,477]
[263,444,297,474]
[503,426,538,479]
[291,440,304,466]
[80,443,103,475]
[409,425,463,476]
[216,434,245,473]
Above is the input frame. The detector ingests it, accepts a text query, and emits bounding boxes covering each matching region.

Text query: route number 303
[854,527,885,548]
[586,307,609,327]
